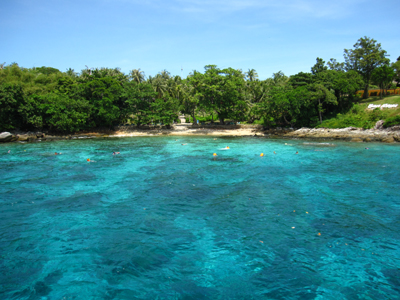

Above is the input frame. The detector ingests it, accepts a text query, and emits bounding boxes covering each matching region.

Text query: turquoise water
[1,136,400,299]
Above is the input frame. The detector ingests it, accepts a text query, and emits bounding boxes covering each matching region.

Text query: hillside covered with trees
[1,37,399,133]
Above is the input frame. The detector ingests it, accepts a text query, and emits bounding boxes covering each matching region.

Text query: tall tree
[372,65,395,99]
[130,69,146,84]
[344,36,390,99]
[125,82,156,126]
[392,56,400,87]
[327,58,345,71]
[311,58,328,75]
[245,69,259,81]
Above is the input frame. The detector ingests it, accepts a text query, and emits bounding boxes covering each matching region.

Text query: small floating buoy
[87,158,90,162]
[260,153,264,157]
[213,153,217,156]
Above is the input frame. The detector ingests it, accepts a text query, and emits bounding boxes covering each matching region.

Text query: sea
[0,136,399,299]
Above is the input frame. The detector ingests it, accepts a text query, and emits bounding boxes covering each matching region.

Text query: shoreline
[2,124,400,143]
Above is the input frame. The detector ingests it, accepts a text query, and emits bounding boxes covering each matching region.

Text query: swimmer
[365,147,369,150]
[273,151,276,154]
[224,146,230,149]
[8,150,10,153]
[295,151,298,154]
[112,152,120,155]
[181,144,187,145]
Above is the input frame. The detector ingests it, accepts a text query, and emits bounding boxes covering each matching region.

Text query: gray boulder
[374,120,384,130]
[0,132,13,142]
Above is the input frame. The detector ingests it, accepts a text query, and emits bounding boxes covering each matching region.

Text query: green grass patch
[318,95,400,129]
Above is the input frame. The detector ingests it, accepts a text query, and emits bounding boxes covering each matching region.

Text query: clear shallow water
[1,136,400,299]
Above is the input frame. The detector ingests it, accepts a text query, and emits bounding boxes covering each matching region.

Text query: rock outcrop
[0,132,14,142]
[374,120,384,130]
[284,127,400,143]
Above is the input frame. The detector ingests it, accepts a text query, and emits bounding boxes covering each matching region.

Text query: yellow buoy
[260,153,264,157]
[213,153,217,156]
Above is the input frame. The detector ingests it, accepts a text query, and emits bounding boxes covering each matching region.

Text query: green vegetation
[318,95,400,129]
[0,37,399,133]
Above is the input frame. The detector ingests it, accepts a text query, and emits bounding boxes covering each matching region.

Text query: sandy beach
[3,124,400,143]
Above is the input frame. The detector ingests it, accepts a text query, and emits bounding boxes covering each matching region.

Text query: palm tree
[159,69,171,80]
[245,69,259,81]
[130,69,146,83]
[151,76,167,98]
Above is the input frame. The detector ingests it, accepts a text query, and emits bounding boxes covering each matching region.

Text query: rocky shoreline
[1,123,400,143]
[283,126,400,143]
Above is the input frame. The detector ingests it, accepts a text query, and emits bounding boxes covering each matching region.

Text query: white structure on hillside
[179,114,186,124]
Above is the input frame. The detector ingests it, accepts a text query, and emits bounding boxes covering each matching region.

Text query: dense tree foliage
[344,36,390,99]
[1,37,398,133]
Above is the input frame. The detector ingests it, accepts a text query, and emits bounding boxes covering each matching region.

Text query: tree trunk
[380,88,383,99]
[318,98,322,124]
[363,84,369,99]
[192,109,197,125]
[219,116,224,125]
[211,113,214,124]
[283,115,292,127]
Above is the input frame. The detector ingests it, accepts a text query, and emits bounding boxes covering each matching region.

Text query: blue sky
[1,0,399,80]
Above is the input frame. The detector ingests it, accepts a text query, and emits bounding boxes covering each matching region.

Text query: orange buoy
[87,158,90,162]
[213,153,217,156]
[260,153,264,157]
